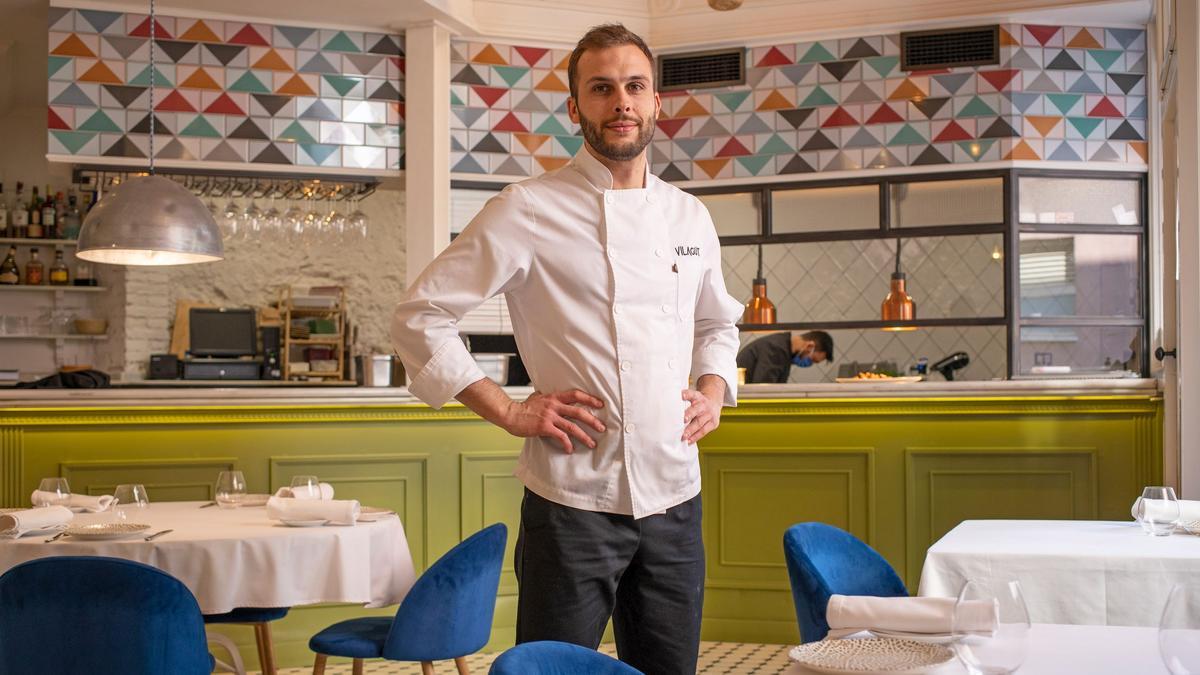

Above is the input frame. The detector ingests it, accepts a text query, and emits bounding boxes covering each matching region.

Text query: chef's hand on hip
[682,384,722,444]
[504,390,606,453]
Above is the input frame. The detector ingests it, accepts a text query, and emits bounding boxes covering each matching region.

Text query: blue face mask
[792,355,814,368]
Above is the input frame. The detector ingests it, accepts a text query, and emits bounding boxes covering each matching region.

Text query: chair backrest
[0,555,212,675]
[383,523,507,661]
[489,641,643,675]
[783,522,908,643]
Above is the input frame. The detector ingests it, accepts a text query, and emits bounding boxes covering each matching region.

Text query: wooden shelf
[0,238,78,247]
[279,286,348,382]
[0,334,107,340]
[0,285,105,292]
[288,338,341,345]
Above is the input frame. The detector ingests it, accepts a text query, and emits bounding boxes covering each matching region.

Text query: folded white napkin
[272,483,335,500]
[0,506,74,538]
[825,594,998,639]
[30,491,115,513]
[1132,497,1200,523]
[266,496,359,525]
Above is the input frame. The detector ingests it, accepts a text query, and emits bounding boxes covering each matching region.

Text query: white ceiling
[62,0,1152,47]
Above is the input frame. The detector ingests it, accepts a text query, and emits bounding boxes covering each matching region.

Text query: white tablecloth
[783,623,1168,674]
[0,501,416,614]
[918,520,1200,626]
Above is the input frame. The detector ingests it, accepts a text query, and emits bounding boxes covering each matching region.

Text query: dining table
[0,500,416,614]
[917,519,1199,626]
[781,623,1169,674]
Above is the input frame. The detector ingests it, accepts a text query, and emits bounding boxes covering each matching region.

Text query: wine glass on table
[34,478,71,507]
[290,475,321,499]
[113,484,149,521]
[215,471,246,509]
[952,578,1030,675]
[1137,486,1181,536]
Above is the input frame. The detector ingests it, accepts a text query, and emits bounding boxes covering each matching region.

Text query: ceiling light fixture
[880,237,916,331]
[742,243,776,326]
[708,0,744,10]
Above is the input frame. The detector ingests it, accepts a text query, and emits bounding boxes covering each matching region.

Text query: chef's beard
[577,110,655,162]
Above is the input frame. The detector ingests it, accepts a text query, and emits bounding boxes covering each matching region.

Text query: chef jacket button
[646,194,656,204]
[625,423,635,433]
[661,304,671,313]
[613,305,621,315]
[620,360,631,372]
[605,193,615,205]
[608,247,616,258]
[654,248,663,257]
[668,359,677,369]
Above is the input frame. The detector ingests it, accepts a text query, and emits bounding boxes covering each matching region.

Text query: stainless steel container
[356,354,403,387]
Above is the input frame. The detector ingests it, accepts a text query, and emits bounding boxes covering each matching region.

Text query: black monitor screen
[189,308,257,357]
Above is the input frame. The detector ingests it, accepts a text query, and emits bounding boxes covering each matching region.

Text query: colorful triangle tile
[1088,97,1122,117]
[1025,115,1062,137]
[79,9,122,33]
[1005,140,1041,160]
[252,143,292,164]
[472,44,508,65]
[51,83,95,107]
[1109,120,1144,141]
[675,138,709,158]
[179,114,222,137]
[1128,141,1148,162]
[867,147,904,168]
[843,127,881,148]
[1046,50,1082,71]
[1067,116,1103,137]
[820,60,857,81]
[958,139,994,160]
[1109,73,1145,95]
[1046,141,1081,160]
[715,91,751,112]
[912,97,949,119]
[778,108,815,128]
[515,133,550,154]
[798,43,835,63]
[735,115,772,135]
[980,118,1019,138]
[1025,25,1061,46]
[888,124,926,146]
[799,86,837,107]
[933,120,973,142]
[252,94,292,116]
[156,40,198,63]
[843,38,880,59]
[128,65,173,87]
[695,158,731,178]
[129,113,172,134]
[52,34,95,58]
[737,155,772,175]
[276,26,316,48]
[102,35,146,60]
[47,107,71,130]
[979,69,1019,91]
[1087,142,1121,161]
[865,56,899,78]
[227,71,270,93]
[155,90,196,112]
[534,115,570,135]
[300,99,340,121]
[865,104,903,124]
[179,20,222,43]
[821,106,858,127]
[801,131,837,151]
[1046,93,1082,115]
[911,145,950,165]
[1067,28,1103,49]
[367,35,403,56]
[276,74,315,96]
[227,24,270,46]
[494,157,529,176]
[779,154,815,174]
[514,47,549,67]
[204,140,246,162]
[843,83,880,104]
[129,17,172,39]
[658,163,689,182]
[102,135,145,158]
[253,49,292,71]
[756,46,792,67]
[48,55,72,78]
[77,109,122,132]
[676,97,710,117]
[155,138,196,160]
[1066,73,1103,94]
[1088,49,1123,71]
[277,120,317,143]
[555,135,582,155]
[200,92,244,116]
[180,68,222,90]
[715,138,752,157]
[758,134,794,155]
[534,72,568,92]
[493,112,529,133]
[453,65,488,86]
[493,65,529,87]
[887,79,926,100]
[958,96,996,117]
[536,156,570,172]
[79,61,122,84]
[229,118,270,140]
[51,130,96,154]
[757,90,794,111]
[472,86,507,108]
[324,75,360,96]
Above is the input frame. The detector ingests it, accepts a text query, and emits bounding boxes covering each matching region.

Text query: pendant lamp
[742,244,776,325]
[75,0,223,266]
[880,237,916,331]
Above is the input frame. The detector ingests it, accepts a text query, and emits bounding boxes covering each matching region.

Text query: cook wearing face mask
[736,330,834,383]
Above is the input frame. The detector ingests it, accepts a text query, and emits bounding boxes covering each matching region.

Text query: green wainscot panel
[0,393,1162,666]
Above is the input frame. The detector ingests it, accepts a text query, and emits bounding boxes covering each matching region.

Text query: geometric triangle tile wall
[49,7,404,170]
[451,24,1146,181]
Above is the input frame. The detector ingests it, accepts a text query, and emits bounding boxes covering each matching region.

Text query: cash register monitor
[189,308,257,357]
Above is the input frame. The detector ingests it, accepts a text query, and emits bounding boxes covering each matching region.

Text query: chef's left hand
[681,383,723,444]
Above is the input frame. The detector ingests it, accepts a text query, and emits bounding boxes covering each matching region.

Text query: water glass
[290,475,321,499]
[215,470,247,509]
[953,578,1031,675]
[34,478,71,507]
[1137,486,1181,536]
[1160,582,1200,674]
[113,484,150,521]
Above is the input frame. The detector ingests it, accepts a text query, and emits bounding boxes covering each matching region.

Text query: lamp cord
[756,243,763,280]
[148,0,155,174]
[894,237,902,275]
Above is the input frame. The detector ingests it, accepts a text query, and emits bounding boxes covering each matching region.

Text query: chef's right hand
[503,390,605,453]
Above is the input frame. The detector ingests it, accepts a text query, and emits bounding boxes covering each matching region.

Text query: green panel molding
[0,393,1162,666]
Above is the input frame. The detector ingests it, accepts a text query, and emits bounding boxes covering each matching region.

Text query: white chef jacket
[390,148,743,518]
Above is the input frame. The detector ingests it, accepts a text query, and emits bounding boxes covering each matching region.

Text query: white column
[404,22,453,286]
[1176,0,1200,497]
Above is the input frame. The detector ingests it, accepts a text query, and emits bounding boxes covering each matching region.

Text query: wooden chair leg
[254,622,278,675]
[312,653,327,675]
[455,656,471,675]
[421,662,435,675]
[352,658,364,675]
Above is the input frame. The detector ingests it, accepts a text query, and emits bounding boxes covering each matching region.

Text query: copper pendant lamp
[881,237,916,331]
[75,0,223,266]
[742,244,776,325]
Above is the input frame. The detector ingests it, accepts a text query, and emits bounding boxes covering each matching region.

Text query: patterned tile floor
[270,641,795,674]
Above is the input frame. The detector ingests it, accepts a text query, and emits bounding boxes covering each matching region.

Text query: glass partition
[772,184,879,233]
[890,177,1003,227]
[1018,177,1141,225]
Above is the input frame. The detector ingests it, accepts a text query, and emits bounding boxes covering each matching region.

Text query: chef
[736,331,834,384]
[390,23,742,675]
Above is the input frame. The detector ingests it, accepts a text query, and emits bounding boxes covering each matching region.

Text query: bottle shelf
[0,238,79,247]
[0,334,107,341]
[0,285,105,292]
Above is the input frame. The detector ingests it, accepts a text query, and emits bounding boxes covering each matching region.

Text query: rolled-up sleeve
[391,184,534,408]
[689,209,743,407]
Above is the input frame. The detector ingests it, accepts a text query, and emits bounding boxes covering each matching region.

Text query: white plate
[868,629,960,645]
[279,518,328,527]
[0,524,67,539]
[789,637,953,674]
[63,523,152,540]
[239,494,271,507]
[357,507,397,522]
[1179,520,1200,535]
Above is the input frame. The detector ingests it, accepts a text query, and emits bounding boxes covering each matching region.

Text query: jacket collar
[569,143,653,192]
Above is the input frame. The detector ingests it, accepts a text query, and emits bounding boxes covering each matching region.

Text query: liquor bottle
[62,194,82,240]
[23,247,43,285]
[41,189,57,239]
[0,246,18,285]
[10,183,27,238]
[27,186,42,238]
[0,183,8,236]
[49,249,69,285]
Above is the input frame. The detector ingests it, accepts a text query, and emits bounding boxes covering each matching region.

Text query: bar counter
[0,378,1163,666]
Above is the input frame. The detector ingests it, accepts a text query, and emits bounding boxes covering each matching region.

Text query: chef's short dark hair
[802,331,834,361]
[567,24,655,99]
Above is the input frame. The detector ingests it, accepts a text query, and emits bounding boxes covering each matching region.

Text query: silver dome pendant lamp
[75,0,223,266]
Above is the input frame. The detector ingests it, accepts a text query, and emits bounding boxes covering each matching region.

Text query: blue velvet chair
[783,522,908,643]
[489,641,643,674]
[0,556,212,675]
[309,523,507,675]
[204,606,289,674]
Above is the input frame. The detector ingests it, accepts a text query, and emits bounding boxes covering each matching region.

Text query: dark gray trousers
[514,488,705,675]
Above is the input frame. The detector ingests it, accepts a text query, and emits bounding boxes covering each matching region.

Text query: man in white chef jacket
[391,24,742,675]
